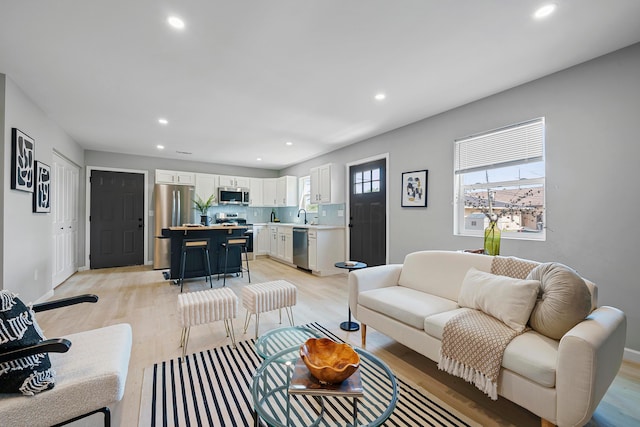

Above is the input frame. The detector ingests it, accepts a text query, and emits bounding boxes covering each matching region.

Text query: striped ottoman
[177,287,238,358]
[241,280,297,338]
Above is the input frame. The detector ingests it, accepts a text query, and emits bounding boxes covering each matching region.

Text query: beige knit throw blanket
[438,309,522,400]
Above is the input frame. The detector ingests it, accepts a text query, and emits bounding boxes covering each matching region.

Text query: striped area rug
[139,323,475,426]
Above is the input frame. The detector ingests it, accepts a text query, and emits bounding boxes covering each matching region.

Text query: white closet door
[52,153,79,286]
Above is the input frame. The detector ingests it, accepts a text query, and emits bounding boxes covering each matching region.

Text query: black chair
[179,238,213,292]
[218,236,251,287]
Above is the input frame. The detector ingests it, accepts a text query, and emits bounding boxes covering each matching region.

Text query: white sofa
[348,250,626,427]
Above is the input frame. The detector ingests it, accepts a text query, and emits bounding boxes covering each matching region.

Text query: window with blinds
[453,118,546,240]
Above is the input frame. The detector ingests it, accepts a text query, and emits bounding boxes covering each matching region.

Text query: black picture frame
[401,170,428,207]
[11,128,35,193]
[33,161,51,213]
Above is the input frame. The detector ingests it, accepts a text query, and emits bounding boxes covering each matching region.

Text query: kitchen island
[161,225,249,281]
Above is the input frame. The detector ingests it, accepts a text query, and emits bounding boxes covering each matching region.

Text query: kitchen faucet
[297,209,307,224]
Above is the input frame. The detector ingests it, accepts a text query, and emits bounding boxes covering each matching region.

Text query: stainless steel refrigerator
[153,184,195,269]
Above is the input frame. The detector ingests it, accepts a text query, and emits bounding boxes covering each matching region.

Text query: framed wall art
[11,128,35,193]
[401,169,428,207]
[33,161,51,213]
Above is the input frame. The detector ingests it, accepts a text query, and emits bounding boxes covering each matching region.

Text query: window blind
[454,118,544,174]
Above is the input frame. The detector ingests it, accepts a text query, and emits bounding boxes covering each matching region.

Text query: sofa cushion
[398,251,493,301]
[458,268,540,332]
[424,309,558,387]
[358,287,458,329]
[526,263,592,340]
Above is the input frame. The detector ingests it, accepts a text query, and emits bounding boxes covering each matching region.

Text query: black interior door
[90,170,144,269]
[349,158,386,266]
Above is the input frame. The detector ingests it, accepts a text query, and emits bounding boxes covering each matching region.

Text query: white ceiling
[2,1,640,170]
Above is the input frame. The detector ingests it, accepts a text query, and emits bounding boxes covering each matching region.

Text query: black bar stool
[179,238,213,292]
[218,236,251,287]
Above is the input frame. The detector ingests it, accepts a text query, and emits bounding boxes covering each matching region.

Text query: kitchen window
[298,176,318,213]
[454,117,546,240]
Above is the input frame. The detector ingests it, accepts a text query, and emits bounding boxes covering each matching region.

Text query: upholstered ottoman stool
[241,280,297,338]
[177,287,238,358]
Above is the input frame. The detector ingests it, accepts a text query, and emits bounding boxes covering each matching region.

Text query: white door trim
[84,166,149,269]
[345,153,390,265]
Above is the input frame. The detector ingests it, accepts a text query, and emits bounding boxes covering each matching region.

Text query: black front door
[90,170,145,269]
[349,158,386,266]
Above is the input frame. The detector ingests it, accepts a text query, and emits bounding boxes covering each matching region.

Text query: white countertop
[253,222,345,230]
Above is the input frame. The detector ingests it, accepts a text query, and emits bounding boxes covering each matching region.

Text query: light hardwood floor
[38,258,640,427]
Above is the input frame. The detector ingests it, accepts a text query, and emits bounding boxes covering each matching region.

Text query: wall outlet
[322,211,327,216]
[338,210,344,217]
[34,269,38,281]
[149,210,154,217]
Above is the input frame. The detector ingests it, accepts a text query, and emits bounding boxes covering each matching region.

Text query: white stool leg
[255,313,260,339]
[285,306,295,326]
[181,327,191,360]
[243,311,253,334]
[226,319,236,348]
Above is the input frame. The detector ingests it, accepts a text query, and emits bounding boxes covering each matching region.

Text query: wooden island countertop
[167,225,249,231]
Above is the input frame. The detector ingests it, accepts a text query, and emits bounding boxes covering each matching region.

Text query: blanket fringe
[438,353,498,400]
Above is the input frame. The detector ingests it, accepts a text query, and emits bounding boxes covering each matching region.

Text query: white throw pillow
[458,268,540,332]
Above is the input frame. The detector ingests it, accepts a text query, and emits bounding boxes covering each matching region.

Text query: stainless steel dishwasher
[293,228,309,270]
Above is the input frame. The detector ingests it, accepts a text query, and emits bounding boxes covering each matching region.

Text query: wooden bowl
[300,338,360,384]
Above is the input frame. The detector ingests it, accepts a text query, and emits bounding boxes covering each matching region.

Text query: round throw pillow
[526,263,592,340]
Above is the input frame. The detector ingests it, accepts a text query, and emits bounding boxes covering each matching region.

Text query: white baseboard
[78,265,89,271]
[624,347,640,363]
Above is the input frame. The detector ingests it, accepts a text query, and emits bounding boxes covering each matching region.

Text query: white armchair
[0,295,132,427]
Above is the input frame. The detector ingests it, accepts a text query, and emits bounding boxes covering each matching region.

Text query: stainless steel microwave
[218,187,249,205]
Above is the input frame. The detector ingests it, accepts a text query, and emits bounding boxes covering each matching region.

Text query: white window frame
[453,118,546,241]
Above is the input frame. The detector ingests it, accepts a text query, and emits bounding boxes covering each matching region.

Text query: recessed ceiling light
[534,4,557,19]
[157,145,165,150]
[167,16,185,29]
[285,141,293,146]
[158,118,168,125]
[374,93,386,101]
[257,157,262,161]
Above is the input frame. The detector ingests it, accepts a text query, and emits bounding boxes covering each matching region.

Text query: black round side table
[334,261,367,331]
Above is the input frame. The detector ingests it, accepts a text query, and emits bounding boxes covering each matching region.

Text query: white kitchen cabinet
[308,229,318,271]
[310,163,344,204]
[308,227,345,276]
[218,175,250,188]
[277,226,294,263]
[249,178,264,206]
[276,176,298,207]
[254,225,270,255]
[263,178,277,207]
[269,226,278,256]
[155,169,195,185]
[194,173,219,205]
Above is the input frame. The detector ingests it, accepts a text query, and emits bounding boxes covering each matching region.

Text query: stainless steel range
[215,213,253,253]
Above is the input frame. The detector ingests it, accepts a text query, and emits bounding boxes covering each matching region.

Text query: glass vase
[484,220,501,256]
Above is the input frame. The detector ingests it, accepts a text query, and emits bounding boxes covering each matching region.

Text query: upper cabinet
[277,176,297,207]
[155,169,195,185]
[310,163,344,204]
[194,173,219,205]
[263,178,277,207]
[249,178,264,206]
[218,175,250,188]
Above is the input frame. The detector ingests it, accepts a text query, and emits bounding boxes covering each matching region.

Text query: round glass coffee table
[252,345,398,427]
[255,326,323,362]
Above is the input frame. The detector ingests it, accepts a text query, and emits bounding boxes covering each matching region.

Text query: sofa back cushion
[398,251,493,301]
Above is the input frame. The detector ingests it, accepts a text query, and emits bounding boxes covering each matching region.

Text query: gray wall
[283,43,640,352]
[2,75,85,303]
